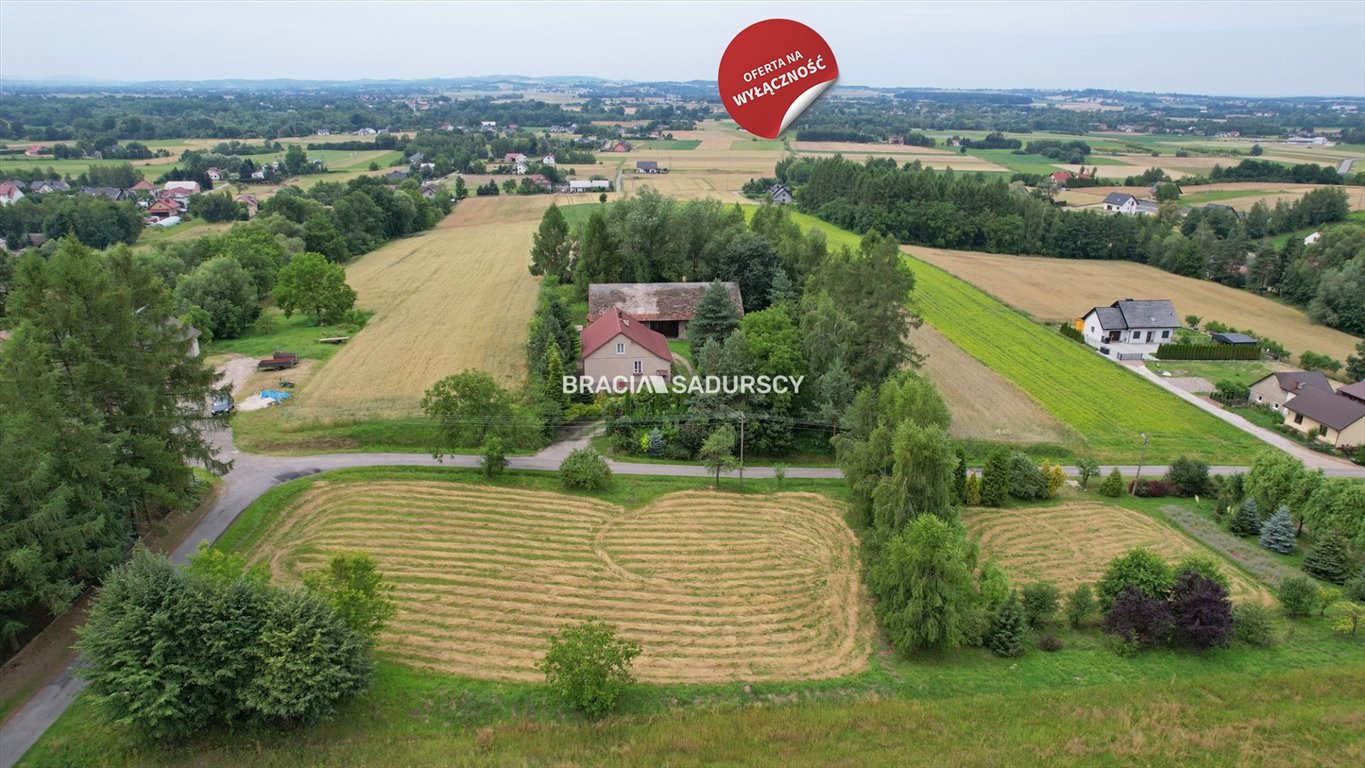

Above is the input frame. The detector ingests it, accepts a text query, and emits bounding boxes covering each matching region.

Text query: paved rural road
[6,411,1365,766]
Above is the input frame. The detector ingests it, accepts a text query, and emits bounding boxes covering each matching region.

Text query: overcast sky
[3,1,1363,96]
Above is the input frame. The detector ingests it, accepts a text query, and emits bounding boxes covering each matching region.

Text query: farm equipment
[278,378,295,389]
[256,351,299,371]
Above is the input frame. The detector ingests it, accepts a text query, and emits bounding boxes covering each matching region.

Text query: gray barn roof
[1211,332,1258,345]
[1102,192,1134,206]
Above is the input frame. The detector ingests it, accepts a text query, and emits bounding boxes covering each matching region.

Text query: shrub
[964,472,982,505]
[1059,322,1085,343]
[980,448,1011,507]
[1175,554,1231,591]
[1164,456,1210,497]
[559,448,612,491]
[1008,452,1048,500]
[480,438,509,478]
[1302,530,1352,584]
[1277,575,1319,617]
[1038,633,1064,652]
[1041,460,1067,498]
[1169,570,1233,651]
[1333,602,1364,635]
[1155,343,1260,360]
[1103,587,1173,649]
[1317,587,1341,617]
[1066,584,1096,627]
[988,591,1027,658]
[1021,581,1060,627]
[1133,479,1172,498]
[78,548,372,741]
[1258,507,1296,554]
[301,552,397,643]
[977,560,1010,611]
[646,428,666,457]
[1097,547,1174,609]
[1298,350,1342,375]
[1346,567,1365,603]
[1228,497,1261,537]
[1232,603,1277,646]
[1076,458,1101,490]
[1098,467,1125,497]
[537,619,640,716]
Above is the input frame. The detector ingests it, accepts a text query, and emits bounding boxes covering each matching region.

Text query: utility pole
[737,411,746,482]
[1130,432,1149,495]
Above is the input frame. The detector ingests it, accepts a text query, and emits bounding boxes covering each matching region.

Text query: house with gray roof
[1079,299,1179,356]
[1248,370,1333,412]
[1281,386,1365,449]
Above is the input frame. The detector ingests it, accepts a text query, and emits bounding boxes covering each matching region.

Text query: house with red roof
[1050,170,1073,184]
[0,182,24,206]
[145,198,182,221]
[580,308,674,384]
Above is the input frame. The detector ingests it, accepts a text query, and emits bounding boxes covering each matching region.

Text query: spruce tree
[1259,506,1297,554]
[1228,497,1261,537]
[1099,467,1126,497]
[688,280,741,350]
[953,446,968,503]
[988,591,1027,658]
[981,448,1011,507]
[1302,530,1352,584]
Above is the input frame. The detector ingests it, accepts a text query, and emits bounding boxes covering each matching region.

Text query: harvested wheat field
[621,172,756,201]
[962,502,1271,604]
[909,323,1077,446]
[909,246,1363,362]
[245,481,874,684]
[295,201,540,418]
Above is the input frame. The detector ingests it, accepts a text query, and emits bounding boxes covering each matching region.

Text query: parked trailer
[256,351,299,371]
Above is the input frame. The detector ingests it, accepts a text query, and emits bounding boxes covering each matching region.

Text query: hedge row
[1156,343,1261,360]
[1058,323,1085,343]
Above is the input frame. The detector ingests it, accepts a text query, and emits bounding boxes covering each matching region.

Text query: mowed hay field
[962,502,1272,604]
[295,197,542,418]
[911,247,1364,363]
[242,480,873,684]
[908,323,1077,446]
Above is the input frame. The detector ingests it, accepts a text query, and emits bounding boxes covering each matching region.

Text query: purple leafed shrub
[1169,571,1234,651]
[1103,586,1173,648]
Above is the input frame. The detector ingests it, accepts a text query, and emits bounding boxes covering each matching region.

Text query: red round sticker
[719,19,838,139]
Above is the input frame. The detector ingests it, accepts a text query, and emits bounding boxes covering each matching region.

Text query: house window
[1161,330,1170,339]
[1293,414,1304,425]
[632,360,642,374]
[616,342,624,355]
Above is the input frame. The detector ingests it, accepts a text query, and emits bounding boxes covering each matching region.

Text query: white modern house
[1079,299,1179,357]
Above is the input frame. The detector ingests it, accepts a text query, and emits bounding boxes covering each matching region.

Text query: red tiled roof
[580,308,673,361]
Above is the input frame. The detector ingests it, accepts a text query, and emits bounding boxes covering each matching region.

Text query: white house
[164,180,201,195]
[568,179,612,192]
[1102,192,1139,214]
[1080,299,1179,355]
[480,121,497,130]
[1304,231,1322,245]
[0,182,24,206]
[542,154,556,166]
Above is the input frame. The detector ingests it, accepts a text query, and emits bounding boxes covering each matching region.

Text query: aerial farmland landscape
[1,2,1364,766]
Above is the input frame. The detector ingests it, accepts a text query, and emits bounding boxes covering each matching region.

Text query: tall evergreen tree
[980,448,1011,507]
[1259,506,1297,554]
[1302,530,1352,584]
[953,446,969,503]
[1228,497,1261,537]
[0,239,225,646]
[688,280,741,350]
[988,590,1027,658]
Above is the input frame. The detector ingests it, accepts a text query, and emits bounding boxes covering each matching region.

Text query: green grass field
[733,138,787,150]
[634,139,702,150]
[1179,188,1279,205]
[785,211,1266,463]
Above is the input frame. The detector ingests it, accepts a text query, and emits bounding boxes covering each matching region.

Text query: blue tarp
[260,389,293,402]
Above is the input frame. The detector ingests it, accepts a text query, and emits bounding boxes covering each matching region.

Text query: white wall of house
[1081,311,1174,351]
[582,333,672,381]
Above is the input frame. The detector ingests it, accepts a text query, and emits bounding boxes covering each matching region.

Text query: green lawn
[1179,188,1278,205]
[1144,359,1277,392]
[784,211,1266,464]
[204,307,366,363]
[733,138,787,150]
[965,149,1064,175]
[634,139,701,150]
